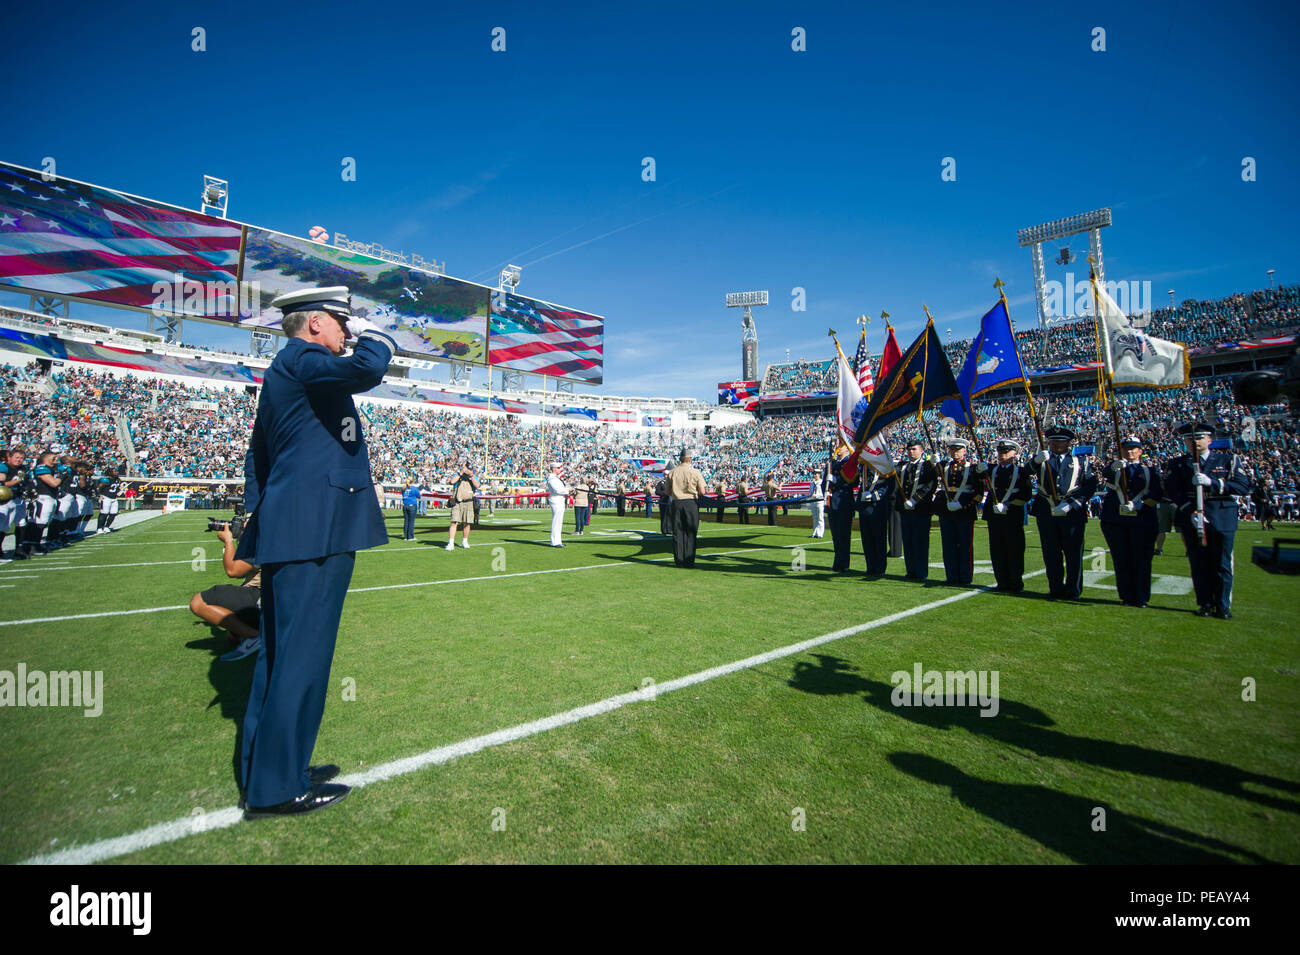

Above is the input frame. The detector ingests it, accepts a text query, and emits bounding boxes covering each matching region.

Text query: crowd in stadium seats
[936,284,1299,373]
[762,358,833,393]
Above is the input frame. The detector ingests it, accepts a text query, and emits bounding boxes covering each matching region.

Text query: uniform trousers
[899,509,931,580]
[1181,524,1236,613]
[240,551,355,807]
[986,513,1026,592]
[1101,520,1156,605]
[856,499,891,575]
[1036,514,1086,598]
[672,498,700,566]
[938,517,974,584]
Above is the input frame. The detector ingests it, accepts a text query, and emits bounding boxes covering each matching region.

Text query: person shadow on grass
[887,752,1273,864]
[789,654,1300,816]
[186,623,255,789]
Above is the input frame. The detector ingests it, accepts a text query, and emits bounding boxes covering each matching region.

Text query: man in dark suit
[981,439,1033,593]
[1100,435,1163,607]
[1030,426,1098,599]
[235,286,397,819]
[1163,421,1251,618]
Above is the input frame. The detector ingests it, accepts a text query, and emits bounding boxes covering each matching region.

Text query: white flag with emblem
[1093,277,1189,388]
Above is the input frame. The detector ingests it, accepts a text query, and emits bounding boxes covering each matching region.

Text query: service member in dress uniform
[1163,421,1251,618]
[810,458,829,539]
[934,438,982,585]
[896,439,938,581]
[714,476,727,523]
[235,285,397,818]
[981,439,1033,593]
[828,444,860,572]
[1099,436,1163,607]
[736,476,751,524]
[856,459,896,577]
[763,472,781,526]
[1029,426,1098,599]
[667,449,707,567]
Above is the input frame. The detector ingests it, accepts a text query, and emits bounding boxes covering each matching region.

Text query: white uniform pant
[100,497,119,514]
[0,499,23,532]
[549,496,566,545]
[810,498,826,537]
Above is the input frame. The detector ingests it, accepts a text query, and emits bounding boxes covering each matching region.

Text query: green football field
[1,506,1297,864]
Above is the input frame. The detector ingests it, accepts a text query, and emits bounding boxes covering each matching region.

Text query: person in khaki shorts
[446,461,479,551]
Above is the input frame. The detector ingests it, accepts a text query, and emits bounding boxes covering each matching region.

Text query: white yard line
[20,570,1039,865]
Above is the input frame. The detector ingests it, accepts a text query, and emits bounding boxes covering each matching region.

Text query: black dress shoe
[309,764,340,784]
[244,782,351,819]
[1195,606,1213,617]
[1215,608,1233,620]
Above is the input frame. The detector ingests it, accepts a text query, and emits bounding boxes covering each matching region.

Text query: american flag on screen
[854,331,874,397]
[488,290,604,384]
[0,162,242,312]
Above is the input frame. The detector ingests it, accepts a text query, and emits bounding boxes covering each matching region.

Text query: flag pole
[1088,263,1125,457]
[923,305,981,458]
[997,278,1047,453]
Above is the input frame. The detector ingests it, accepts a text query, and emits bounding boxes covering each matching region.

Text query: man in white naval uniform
[545,463,569,547]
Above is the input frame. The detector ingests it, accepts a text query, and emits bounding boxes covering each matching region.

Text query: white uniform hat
[270,286,352,319]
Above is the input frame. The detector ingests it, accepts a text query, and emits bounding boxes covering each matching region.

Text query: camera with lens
[207,516,245,537]
[1233,348,1300,418]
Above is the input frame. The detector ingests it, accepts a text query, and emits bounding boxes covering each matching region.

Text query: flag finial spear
[993,277,1005,292]
[856,313,869,331]
[828,327,836,338]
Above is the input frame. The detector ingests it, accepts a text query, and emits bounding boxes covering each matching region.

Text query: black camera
[207,516,245,538]
[1233,348,1300,417]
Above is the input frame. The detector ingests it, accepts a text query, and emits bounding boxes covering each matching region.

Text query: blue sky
[2,0,1297,400]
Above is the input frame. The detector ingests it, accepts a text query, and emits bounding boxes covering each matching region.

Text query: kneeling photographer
[189,508,262,662]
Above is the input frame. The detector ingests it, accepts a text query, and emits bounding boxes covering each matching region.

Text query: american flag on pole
[854,331,874,397]
[0,161,242,313]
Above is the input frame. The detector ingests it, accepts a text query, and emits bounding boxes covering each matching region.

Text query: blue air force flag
[940,299,1026,426]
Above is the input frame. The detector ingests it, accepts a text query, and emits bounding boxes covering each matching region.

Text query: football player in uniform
[97,467,123,533]
[27,451,62,554]
[73,460,95,540]
[1163,422,1251,619]
[0,447,28,559]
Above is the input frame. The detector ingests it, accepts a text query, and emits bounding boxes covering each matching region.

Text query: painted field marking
[19,569,1041,865]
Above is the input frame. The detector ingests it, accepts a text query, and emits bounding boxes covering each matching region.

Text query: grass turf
[0,506,1296,864]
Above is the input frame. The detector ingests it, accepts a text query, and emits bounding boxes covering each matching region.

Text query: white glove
[346,315,384,338]
[947,500,961,512]
[1192,473,1212,487]
[904,498,915,510]
[975,461,989,475]
[1033,450,1049,465]
[994,502,1007,515]
[1051,503,1070,517]
[1120,500,1137,514]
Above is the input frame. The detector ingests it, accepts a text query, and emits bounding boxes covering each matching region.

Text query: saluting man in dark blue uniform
[235,286,397,818]
[828,443,859,572]
[1099,435,1163,608]
[855,459,896,578]
[1030,427,1098,599]
[982,439,1033,593]
[1163,421,1251,619]
[934,438,982,586]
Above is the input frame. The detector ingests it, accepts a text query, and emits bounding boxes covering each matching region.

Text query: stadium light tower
[201,175,228,218]
[1267,268,1276,289]
[1017,207,1111,336]
[726,290,768,381]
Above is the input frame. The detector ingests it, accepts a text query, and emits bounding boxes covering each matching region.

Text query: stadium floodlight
[1017,207,1112,348]
[201,175,228,218]
[1267,268,1276,289]
[498,265,522,293]
[1016,208,1111,248]
[726,290,768,382]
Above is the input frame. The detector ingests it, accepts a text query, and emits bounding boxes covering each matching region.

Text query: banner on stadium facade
[642,415,672,428]
[188,399,219,411]
[123,479,243,496]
